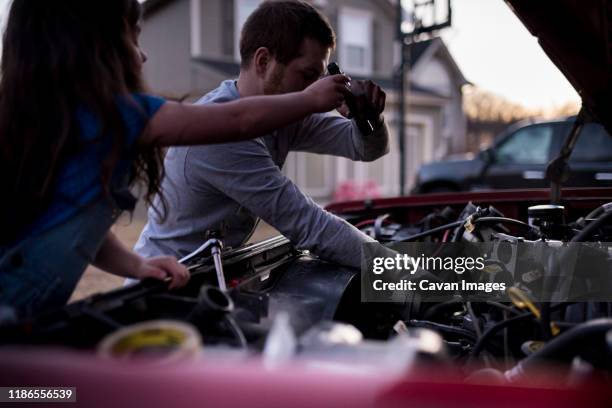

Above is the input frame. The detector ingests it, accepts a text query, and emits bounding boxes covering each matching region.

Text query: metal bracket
[545,107,590,204]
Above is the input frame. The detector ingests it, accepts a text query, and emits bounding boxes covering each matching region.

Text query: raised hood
[505,0,612,133]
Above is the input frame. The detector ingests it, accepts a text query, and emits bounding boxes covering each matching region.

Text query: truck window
[495,125,553,164]
[570,123,612,162]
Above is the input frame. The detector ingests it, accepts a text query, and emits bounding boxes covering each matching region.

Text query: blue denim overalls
[0,195,123,318]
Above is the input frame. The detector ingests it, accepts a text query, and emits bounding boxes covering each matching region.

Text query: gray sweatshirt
[134,80,389,268]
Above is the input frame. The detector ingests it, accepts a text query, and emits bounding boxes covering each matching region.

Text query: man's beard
[262,64,286,95]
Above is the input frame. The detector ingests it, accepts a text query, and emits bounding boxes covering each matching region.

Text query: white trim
[336,156,348,185]
[190,0,202,57]
[297,152,307,190]
[408,112,435,163]
[405,112,434,191]
[283,152,335,199]
[234,0,262,61]
[381,144,397,195]
[282,152,298,181]
[354,160,367,182]
[338,7,373,76]
[297,153,335,198]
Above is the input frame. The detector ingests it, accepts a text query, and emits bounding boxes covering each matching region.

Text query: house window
[339,7,373,76]
[234,0,262,61]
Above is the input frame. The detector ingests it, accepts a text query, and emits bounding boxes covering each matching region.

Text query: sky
[0,0,580,110]
[439,0,579,109]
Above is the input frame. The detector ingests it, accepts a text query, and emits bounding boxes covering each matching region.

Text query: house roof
[408,37,470,87]
[407,38,435,67]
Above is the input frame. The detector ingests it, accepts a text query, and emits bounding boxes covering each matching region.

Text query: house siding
[200,0,224,59]
[141,0,192,98]
[324,0,395,79]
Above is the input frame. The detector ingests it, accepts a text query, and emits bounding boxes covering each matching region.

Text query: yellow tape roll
[97,320,202,364]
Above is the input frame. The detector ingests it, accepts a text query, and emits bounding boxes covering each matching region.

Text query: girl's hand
[302,74,350,113]
[133,256,190,289]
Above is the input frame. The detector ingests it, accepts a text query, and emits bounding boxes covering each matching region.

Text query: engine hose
[401,216,537,243]
[485,301,521,315]
[453,216,538,242]
[223,315,248,348]
[400,220,463,242]
[471,303,572,359]
[540,301,552,341]
[504,318,612,382]
[473,217,540,236]
[571,210,612,242]
[422,299,463,320]
[374,214,391,240]
[187,285,233,323]
[470,312,533,358]
[451,224,466,242]
[409,319,478,342]
[584,202,612,221]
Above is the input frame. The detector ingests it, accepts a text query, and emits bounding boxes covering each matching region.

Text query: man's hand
[338,80,386,126]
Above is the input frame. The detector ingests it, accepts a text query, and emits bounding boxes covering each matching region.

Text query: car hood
[505,0,612,134]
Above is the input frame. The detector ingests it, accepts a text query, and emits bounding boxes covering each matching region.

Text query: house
[140,0,469,200]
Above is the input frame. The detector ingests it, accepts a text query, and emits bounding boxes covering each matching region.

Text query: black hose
[470,312,533,357]
[521,318,612,363]
[540,302,552,341]
[422,299,463,320]
[466,302,483,338]
[400,220,463,242]
[571,210,612,242]
[484,301,521,315]
[409,319,478,342]
[223,315,248,348]
[473,217,538,234]
[505,318,612,381]
[374,214,391,240]
[471,303,574,358]
[454,216,537,242]
[402,216,537,243]
[451,221,465,242]
[584,202,612,221]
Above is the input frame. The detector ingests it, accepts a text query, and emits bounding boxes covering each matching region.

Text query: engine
[1,197,612,386]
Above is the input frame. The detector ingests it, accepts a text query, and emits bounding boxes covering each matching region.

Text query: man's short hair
[240,1,336,68]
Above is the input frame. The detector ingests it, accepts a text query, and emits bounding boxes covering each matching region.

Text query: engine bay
[1,189,611,386]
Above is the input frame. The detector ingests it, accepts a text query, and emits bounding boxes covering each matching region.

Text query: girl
[0,0,348,317]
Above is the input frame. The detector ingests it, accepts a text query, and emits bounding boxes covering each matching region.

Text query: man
[134,0,389,269]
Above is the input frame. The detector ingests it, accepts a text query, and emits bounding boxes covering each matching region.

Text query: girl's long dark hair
[0,0,164,243]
